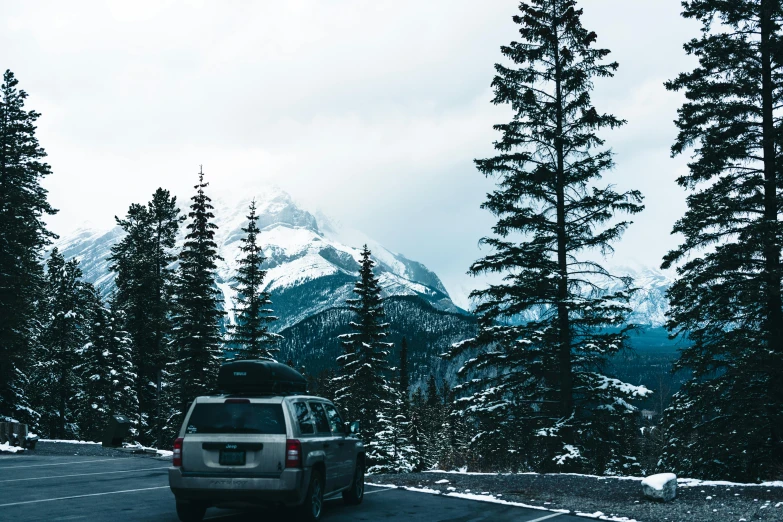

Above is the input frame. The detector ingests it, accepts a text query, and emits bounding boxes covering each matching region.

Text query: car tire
[175,501,206,522]
[297,470,325,521]
[342,461,364,505]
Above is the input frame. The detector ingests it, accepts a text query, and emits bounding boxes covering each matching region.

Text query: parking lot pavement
[0,455,586,521]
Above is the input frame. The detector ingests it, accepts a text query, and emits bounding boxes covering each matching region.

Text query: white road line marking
[527,513,566,522]
[0,458,122,469]
[0,466,169,483]
[0,486,170,507]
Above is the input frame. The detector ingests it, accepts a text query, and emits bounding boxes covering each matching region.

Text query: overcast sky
[1,0,700,307]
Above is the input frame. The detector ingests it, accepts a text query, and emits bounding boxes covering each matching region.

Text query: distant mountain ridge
[54,188,675,332]
[55,187,465,331]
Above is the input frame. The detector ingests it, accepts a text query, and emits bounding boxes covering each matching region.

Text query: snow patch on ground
[40,439,101,445]
[576,511,640,522]
[0,442,25,454]
[679,478,783,488]
[122,442,173,458]
[423,469,501,476]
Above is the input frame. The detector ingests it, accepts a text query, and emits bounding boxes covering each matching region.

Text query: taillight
[173,437,183,467]
[286,439,302,468]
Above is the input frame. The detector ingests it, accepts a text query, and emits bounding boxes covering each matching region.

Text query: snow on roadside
[576,511,639,522]
[40,439,101,444]
[38,439,172,458]
[425,468,783,488]
[0,442,25,454]
[423,469,503,476]
[122,442,173,458]
[679,478,783,488]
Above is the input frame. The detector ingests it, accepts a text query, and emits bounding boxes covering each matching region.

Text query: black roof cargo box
[217,360,307,395]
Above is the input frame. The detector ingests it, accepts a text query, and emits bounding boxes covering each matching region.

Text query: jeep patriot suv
[168,361,365,522]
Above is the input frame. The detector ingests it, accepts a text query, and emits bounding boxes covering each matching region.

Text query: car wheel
[298,470,325,521]
[176,501,207,522]
[342,461,364,505]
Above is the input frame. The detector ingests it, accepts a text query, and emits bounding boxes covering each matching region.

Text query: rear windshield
[185,403,286,435]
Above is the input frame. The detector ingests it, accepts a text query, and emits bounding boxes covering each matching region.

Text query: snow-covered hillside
[55,188,462,330]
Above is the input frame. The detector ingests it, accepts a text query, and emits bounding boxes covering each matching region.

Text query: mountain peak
[55,186,458,330]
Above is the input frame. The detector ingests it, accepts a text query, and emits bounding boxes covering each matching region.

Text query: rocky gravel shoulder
[367,471,783,522]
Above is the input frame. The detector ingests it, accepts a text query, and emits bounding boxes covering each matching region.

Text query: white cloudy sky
[1,0,699,308]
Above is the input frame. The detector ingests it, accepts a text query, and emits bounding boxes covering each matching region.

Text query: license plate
[219,450,246,466]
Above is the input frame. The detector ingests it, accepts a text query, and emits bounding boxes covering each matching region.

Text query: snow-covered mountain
[55,187,463,330]
[54,188,675,330]
[609,264,674,328]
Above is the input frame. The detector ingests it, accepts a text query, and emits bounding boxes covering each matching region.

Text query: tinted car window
[185,403,285,435]
[323,403,344,434]
[293,402,315,435]
[309,402,331,434]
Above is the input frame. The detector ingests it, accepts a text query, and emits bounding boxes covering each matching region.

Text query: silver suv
[168,361,366,522]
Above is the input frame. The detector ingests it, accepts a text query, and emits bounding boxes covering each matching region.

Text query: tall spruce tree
[75,289,138,441]
[332,245,395,439]
[109,188,181,443]
[170,168,225,423]
[418,374,444,469]
[366,391,419,474]
[445,1,648,474]
[0,70,57,423]
[227,200,280,360]
[659,0,783,481]
[33,249,90,438]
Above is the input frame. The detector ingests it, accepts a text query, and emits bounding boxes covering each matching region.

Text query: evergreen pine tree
[658,0,783,481]
[33,249,90,438]
[169,168,225,426]
[227,200,280,360]
[332,245,394,440]
[407,387,426,471]
[109,188,182,444]
[437,378,469,470]
[312,369,339,402]
[366,390,419,474]
[417,375,443,469]
[76,289,138,441]
[445,1,648,474]
[0,70,57,423]
[75,286,113,441]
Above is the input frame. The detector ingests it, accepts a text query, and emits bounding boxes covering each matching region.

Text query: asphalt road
[0,454,588,522]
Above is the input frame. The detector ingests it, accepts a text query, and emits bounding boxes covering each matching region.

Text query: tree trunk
[760,0,783,464]
[553,24,573,420]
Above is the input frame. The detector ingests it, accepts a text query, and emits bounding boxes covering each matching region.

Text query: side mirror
[349,421,360,434]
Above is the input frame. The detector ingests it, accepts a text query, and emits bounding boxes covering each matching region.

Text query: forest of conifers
[2,0,783,482]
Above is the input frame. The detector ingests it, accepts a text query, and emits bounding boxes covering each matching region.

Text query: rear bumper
[168,467,309,507]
